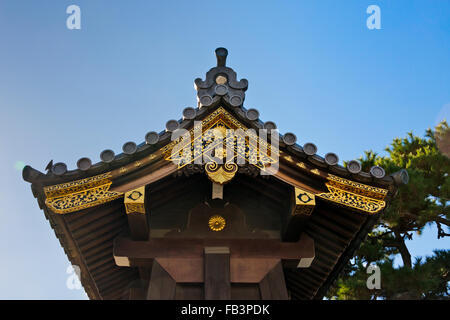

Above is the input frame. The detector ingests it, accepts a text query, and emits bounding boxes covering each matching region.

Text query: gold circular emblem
[208,215,226,231]
[215,75,227,85]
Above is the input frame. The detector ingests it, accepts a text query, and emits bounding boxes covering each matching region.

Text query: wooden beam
[154,257,280,283]
[264,164,324,194]
[124,186,149,240]
[112,162,177,193]
[146,260,176,300]
[204,247,230,300]
[259,261,289,300]
[113,234,314,268]
[230,258,279,283]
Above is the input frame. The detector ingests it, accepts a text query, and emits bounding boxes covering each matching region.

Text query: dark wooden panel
[259,261,289,300]
[72,211,124,238]
[127,279,148,300]
[79,231,121,253]
[77,221,126,247]
[147,260,176,300]
[231,284,261,300]
[67,203,122,231]
[204,247,230,300]
[175,284,204,300]
[129,287,146,300]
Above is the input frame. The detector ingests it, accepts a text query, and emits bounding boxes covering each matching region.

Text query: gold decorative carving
[44,173,123,214]
[317,174,388,214]
[296,162,307,169]
[208,215,226,231]
[294,187,316,216]
[108,152,159,179]
[205,162,238,185]
[119,167,128,173]
[162,107,278,170]
[311,169,320,175]
[284,155,294,163]
[124,186,146,214]
[325,174,388,199]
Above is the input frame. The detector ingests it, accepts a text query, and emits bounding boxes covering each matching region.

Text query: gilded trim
[317,174,388,214]
[44,173,123,214]
[325,174,388,200]
[44,173,113,198]
[162,107,278,170]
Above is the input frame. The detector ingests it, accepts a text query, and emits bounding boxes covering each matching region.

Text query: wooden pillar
[147,260,176,300]
[124,186,149,240]
[259,261,289,300]
[204,247,230,300]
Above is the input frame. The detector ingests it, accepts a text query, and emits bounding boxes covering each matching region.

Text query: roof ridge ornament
[194,48,248,109]
[215,47,228,67]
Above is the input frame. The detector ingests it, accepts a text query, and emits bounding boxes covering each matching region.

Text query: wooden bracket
[282,187,316,242]
[293,187,316,216]
[124,186,149,240]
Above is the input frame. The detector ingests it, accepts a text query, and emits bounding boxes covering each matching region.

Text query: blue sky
[0,1,448,299]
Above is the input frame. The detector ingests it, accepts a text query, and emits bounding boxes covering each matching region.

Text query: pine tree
[327,121,450,300]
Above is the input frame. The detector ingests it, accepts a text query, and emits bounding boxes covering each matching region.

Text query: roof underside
[40,171,379,300]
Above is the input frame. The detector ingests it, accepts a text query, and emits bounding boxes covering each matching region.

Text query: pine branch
[400,211,450,227]
[394,230,412,268]
[437,222,450,239]
[434,216,450,227]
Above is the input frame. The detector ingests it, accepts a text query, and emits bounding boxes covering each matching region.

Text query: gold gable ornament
[317,175,388,214]
[44,173,123,214]
[162,107,278,171]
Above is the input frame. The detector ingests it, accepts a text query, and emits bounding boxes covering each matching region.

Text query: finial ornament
[194,48,248,108]
[215,47,228,67]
